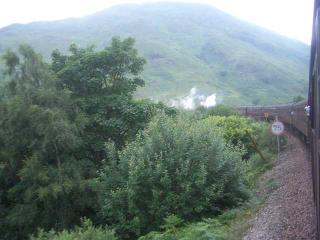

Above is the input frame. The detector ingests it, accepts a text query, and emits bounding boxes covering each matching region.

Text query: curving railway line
[236,1,320,237]
[237,101,316,238]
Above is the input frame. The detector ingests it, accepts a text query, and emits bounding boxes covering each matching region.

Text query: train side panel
[237,101,308,137]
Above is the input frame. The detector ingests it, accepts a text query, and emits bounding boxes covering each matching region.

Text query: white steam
[170,87,217,110]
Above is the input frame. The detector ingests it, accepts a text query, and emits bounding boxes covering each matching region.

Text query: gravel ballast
[243,133,317,240]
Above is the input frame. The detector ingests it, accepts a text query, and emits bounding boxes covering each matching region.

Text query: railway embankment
[243,132,316,240]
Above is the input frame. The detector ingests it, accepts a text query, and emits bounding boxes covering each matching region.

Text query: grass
[138,177,275,240]
[138,200,263,240]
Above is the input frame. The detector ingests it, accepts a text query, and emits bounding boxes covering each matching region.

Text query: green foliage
[0,45,99,240]
[204,116,260,158]
[52,37,146,148]
[241,130,286,185]
[139,218,229,240]
[0,40,170,239]
[0,21,281,239]
[0,3,309,105]
[139,200,265,240]
[198,104,238,117]
[292,95,305,103]
[203,115,275,186]
[51,38,169,162]
[99,113,249,238]
[31,218,117,240]
[52,37,146,96]
[160,215,184,232]
[138,114,276,240]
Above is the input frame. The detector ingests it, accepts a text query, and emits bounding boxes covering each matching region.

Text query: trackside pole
[271,116,284,162]
[276,115,280,161]
[277,134,280,162]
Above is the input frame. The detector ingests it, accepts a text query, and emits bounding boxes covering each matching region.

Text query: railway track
[236,101,318,238]
[243,132,316,240]
[235,0,320,238]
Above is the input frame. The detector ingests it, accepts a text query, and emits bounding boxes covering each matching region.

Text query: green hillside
[0,3,310,105]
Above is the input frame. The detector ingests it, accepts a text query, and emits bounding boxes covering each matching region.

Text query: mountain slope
[0,3,310,105]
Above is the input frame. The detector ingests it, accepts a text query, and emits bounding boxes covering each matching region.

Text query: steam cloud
[170,87,217,110]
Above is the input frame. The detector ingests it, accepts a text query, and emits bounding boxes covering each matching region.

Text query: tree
[0,45,96,239]
[51,38,148,161]
[0,39,175,239]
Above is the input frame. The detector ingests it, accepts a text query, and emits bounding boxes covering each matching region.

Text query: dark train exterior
[309,0,320,238]
[237,101,308,137]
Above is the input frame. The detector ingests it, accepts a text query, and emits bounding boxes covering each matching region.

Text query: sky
[0,0,314,44]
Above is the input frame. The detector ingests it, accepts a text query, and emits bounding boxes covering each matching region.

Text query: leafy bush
[205,104,238,117]
[160,215,184,232]
[203,116,273,159]
[98,113,249,238]
[201,115,276,187]
[139,218,229,240]
[31,218,117,240]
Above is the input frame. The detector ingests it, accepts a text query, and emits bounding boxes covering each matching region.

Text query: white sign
[271,121,285,136]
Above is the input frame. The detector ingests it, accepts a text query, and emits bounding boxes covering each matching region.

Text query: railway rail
[237,101,315,237]
[235,1,320,238]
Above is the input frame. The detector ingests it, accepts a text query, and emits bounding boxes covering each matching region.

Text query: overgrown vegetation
[196,104,239,117]
[0,39,174,240]
[0,38,275,240]
[137,116,275,240]
[31,219,117,240]
[98,113,250,238]
[293,95,305,103]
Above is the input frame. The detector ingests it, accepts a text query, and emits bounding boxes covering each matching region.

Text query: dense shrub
[98,113,249,238]
[203,116,273,159]
[205,104,238,117]
[194,104,238,120]
[139,216,228,240]
[31,219,117,240]
[138,114,277,240]
[203,115,276,186]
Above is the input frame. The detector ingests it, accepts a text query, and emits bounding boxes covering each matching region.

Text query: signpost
[271,117,284,161]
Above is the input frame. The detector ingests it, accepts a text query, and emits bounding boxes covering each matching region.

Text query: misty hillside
[0,3,310,105]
